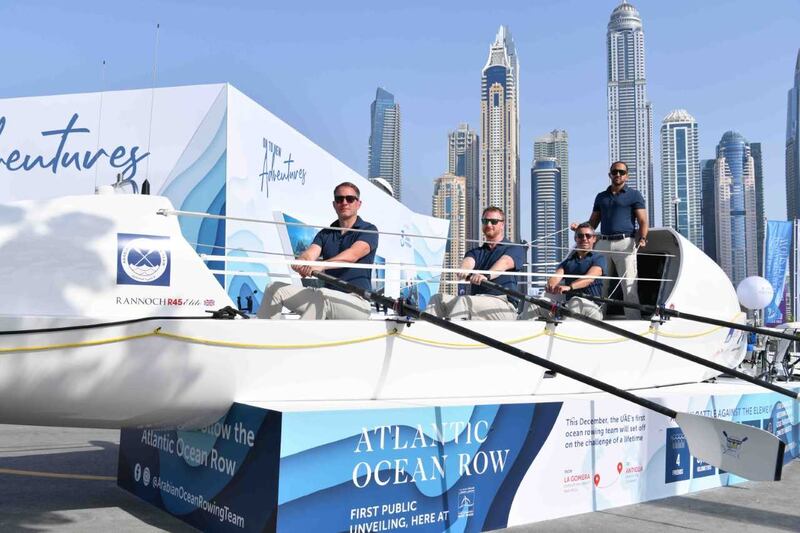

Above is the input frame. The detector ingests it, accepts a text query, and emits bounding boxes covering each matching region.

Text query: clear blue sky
[2,0,798,239]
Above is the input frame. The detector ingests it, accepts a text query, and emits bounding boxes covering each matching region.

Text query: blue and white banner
[118,388,800,532]
[763,220,793,325]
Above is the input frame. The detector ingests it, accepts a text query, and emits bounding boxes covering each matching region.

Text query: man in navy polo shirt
[427,206,524,320]
[572,161,648,319]
[527,223,606,320]
[258,182,378,320]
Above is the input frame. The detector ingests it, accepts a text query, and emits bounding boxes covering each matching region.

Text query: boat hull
[0,315,746,429]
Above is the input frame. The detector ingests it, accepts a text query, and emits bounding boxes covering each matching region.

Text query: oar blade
[675,412,785,481]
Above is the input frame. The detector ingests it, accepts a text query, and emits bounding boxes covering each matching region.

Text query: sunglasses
[481,218,503,226]
[576,233,595,240]
[610,169,628,176]
[334,195,359,204]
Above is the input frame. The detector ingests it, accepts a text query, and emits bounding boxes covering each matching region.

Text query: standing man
[527,223,606,320]
[427,206,524,320]
[572,161,648,319]
[258,182,378,320]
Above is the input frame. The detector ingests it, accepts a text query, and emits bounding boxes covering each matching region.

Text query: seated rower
[526,222,606,320]
[427,206,524,320]
[257,182,378,320]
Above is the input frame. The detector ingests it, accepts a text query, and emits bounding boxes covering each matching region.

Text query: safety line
[0,314,740,353]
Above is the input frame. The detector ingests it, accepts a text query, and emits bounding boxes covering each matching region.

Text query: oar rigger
[313,271,787,482]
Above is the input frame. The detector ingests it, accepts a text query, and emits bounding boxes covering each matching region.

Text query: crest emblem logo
[721,430,749,458]
[457,487,475,518]
[117,233,171,286]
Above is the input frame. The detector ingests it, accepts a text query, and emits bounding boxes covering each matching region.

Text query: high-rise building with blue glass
[607,2,655,220]
[750,141,765,275]
[448,124,480,244]
[714,131,758,286]
[530,158,562,269]
[368,88,401,200]
[786,50,800,220]
[660,110,701,248]
[700,159,716,262]
[534,130,569,255]
[481,25,520,241]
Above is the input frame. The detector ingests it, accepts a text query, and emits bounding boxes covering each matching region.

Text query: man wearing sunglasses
[427,206,524,320]
[525,223,606,320]
[571,161,648,319]
[258,182,378,319]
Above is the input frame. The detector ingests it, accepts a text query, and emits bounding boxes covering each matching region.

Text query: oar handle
[584,294,800,343]
[482,280,799,401]
[313,272,678,420]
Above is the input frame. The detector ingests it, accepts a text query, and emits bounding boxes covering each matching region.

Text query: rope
[0,330,159,353]
[0,314,739,353]
[397,330,547,349]
[153,329,396,349]
[0,326,549,353]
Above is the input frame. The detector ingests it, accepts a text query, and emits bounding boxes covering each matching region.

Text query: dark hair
[609,161,629,173]
[334,181,361,198]
[574,222,595,234]
[482,206,504,219]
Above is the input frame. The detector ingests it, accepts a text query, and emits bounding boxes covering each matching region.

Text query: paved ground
[0,424,796,532]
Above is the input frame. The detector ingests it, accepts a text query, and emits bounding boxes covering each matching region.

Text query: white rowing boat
[0,194,746,429]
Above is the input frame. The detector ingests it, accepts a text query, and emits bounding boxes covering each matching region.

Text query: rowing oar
[582,294,800,343]
[481,280,799,401]
[313,271,785,481]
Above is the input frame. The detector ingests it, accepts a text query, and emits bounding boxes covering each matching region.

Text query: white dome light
[736,276,774,310]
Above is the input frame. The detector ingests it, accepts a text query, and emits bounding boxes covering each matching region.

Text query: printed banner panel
[118,389,799,532]
[764,220,793,326]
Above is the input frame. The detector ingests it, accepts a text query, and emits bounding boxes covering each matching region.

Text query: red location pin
[617,462,623,474]
[593,474,600,486]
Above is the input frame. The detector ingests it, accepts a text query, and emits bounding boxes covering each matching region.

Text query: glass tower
[368,88,401,200]
[481,25,520,241]
[786,50,800,220]
[533,130,569,254]
[432,173,467,296]
[714,131,758,286]
[700,159,716,262]
[607,2,655,219]
[530,158,562,271]
[750,142,765,275]
[660,110,701,248]
[448,124,480,244]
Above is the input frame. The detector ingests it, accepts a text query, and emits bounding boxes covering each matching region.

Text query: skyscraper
[750,141,765,275]
[368,88,401,200]
[448,124,480,244]
[660,110,702,248]
[530,158,562,269]
[786,50,800,220]
[700,159,716,262]
[607,2,655,219]
[714,131,758,286]
[533,130,569,254]
[481,25,520,241]
[432,173,467,296]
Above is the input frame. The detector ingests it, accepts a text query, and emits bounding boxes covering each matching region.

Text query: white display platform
[118,381,799,532]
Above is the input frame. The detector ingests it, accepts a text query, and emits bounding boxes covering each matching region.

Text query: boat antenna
[143,23,160,189]
[93,59,106,192]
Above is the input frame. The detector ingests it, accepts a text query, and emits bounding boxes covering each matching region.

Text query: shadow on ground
[0,439,195,532]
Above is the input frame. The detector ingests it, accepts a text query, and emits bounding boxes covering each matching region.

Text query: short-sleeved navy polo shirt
[592,186,646,236]
[465,240,525,302]
[311,216,379,292]
[558,251,606,300]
